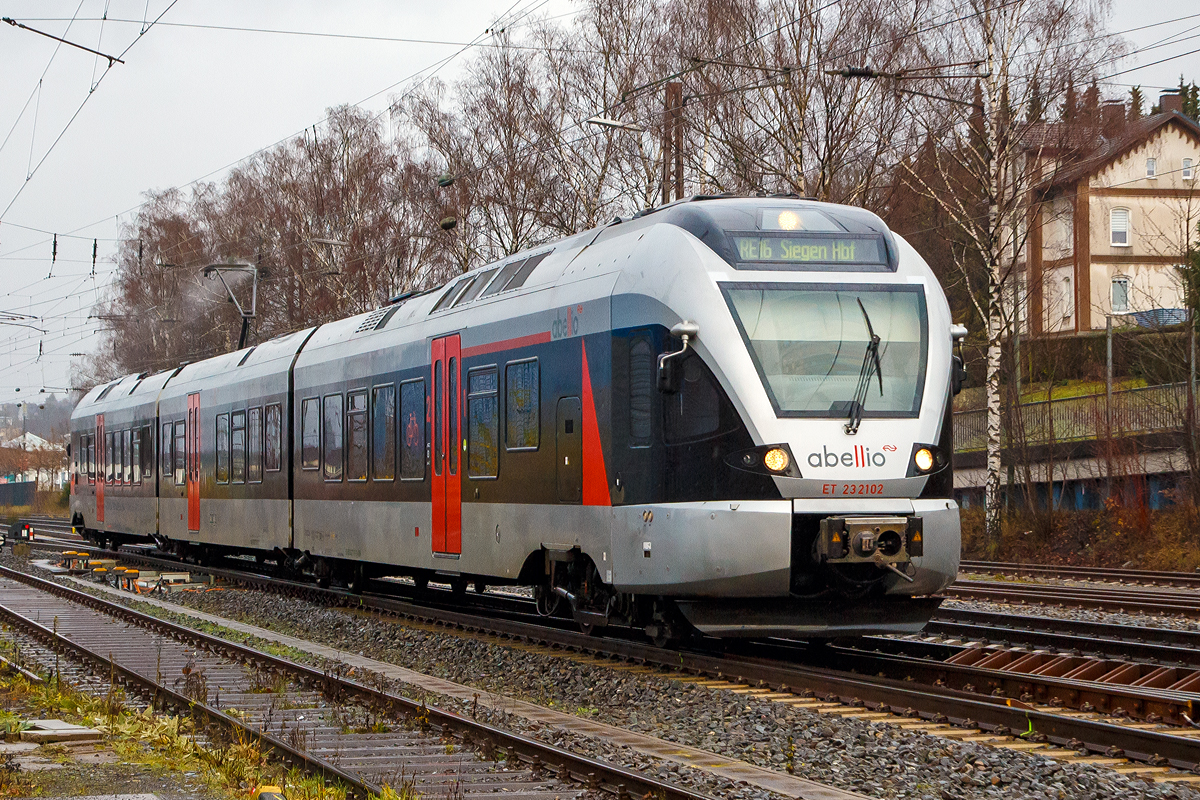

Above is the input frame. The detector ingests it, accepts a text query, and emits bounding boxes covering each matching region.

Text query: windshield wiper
[844,297,884,435]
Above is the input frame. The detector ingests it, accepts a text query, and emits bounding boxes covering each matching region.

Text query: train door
[431,335,462,556]
[96,415,105,523]
[187,392,200,532]
[556,397,582,503]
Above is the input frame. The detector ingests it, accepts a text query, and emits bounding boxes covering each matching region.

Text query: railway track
[19,518,1200,779]
[945,579,1200,617]
[961,560,1200,588]
[0,563,718,800]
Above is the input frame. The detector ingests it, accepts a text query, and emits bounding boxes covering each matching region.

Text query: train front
[612,199,962,639]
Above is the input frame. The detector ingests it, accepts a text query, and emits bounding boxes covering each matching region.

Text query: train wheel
[345,566,366,594]
[578,621,596,636]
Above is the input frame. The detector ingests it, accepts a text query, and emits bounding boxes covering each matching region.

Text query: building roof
[0,432,58,450]
[1036,111,1200,191]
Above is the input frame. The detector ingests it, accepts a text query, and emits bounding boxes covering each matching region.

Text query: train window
[372,385,396,481]
[248,407,263,483]
[399,380,425,481]
[265,404,282,471]
[231,411,246,484]
[301,399,320,470]
[87,434,95,483]
[104,432,113,484]
[124,429,133,484]
[480,259,526,298]
[161,423,172,479]
[347,391,368,482]
[323,394,344,481]
[174,421,186,485]
[132,430,141,485]
[505,359,539,450]
[216,413,230,484]
[448,358,459,475]
[664,353,724,444]
[434,364,443,476]
[467,366,499,479]
[502,251,549,292]
[431,276,473,313]
[454,268,497,306]
[629,337,654,446]
[141,426,154,482]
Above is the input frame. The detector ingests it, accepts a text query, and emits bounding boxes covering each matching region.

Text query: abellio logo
[808,445,887,469]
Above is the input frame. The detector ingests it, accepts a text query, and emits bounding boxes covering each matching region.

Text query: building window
[174,421,186,485]
[1110,208,1130,246]
[372,384,396,481]
[400,380,425,481]
[230,410,245,484]
[264,404,282,471]
[301,399,320,470]
[1112,276,1130,314]
[467,366,499,478]
[506,359,540,450]
[347,390,368,482]
[1185,158,1194,181]
[323,394,344,481]
[247,407,262,483]
[216,413,230,483]
[1146,158,1157,178]
[1061,276,1073,319]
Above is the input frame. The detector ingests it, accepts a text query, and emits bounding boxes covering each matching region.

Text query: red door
[187,393,201,532]
[431,335,462,555]
[95,415,105,523]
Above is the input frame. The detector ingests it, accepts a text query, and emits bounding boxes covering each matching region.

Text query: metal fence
[954,383,1191,453]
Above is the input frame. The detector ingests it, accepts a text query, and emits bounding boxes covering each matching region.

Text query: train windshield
[722,283,927,418]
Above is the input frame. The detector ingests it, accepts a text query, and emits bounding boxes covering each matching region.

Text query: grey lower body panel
[675,596,944,638]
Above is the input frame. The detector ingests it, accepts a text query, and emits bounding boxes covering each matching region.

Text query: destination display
[732,235,886,265]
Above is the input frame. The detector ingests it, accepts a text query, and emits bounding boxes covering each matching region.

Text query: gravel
[10,552,1200,800]
[943,595,1200,632]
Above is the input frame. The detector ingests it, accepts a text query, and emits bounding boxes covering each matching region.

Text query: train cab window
[162,423,172,480]
[231,411,246,484]
[174,421,186,485]
[141,426,154,482]
[664,352,730,444]
[467,366,499,478]
[629,337,654,446]
[505,359,539,450]
[399,380,425,481]
[216,413,230,483]
[124,429,133,484]
[132,430,141,485]
[372,385,396,481]
[323,394,344,481]
[347,391,368,482]
[265,404,282,472]
[247,407,263,483]
[301,399,320,470]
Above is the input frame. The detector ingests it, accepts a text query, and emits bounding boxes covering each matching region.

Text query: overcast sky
[0,0,1197,405]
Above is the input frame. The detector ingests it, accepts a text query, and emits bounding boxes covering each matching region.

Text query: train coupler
[817,516,923,565]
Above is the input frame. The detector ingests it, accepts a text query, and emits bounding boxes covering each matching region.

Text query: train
[69,196,964,642]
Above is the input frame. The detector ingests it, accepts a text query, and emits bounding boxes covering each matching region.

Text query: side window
[231,410,246,484]
[371,385,396,481]
[323,394,344,481]
[468,367,499,478]
[400,380,426,480]
[248,407,263,483]
[132,429,142,485]
[265,404,282,472]
[174,421,186,485]
[87,434,95,483]
[448,358,459,475]
[1110,208,1130,246]
[216,413,230,483]
[664,352,726,444]
[161,423,172,478]
[301,398,320,470]
[141,425,154,482]
[1112,276,1130,314]
[505,359,539,450]
[629,337,654,446]
[105,431,113,483]
[123,429,132,484]
[347,390,367,482]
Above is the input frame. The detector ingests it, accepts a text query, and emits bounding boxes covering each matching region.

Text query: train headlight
[763,448,790,472]
[776,210,800,230]
[913,447,934,472]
